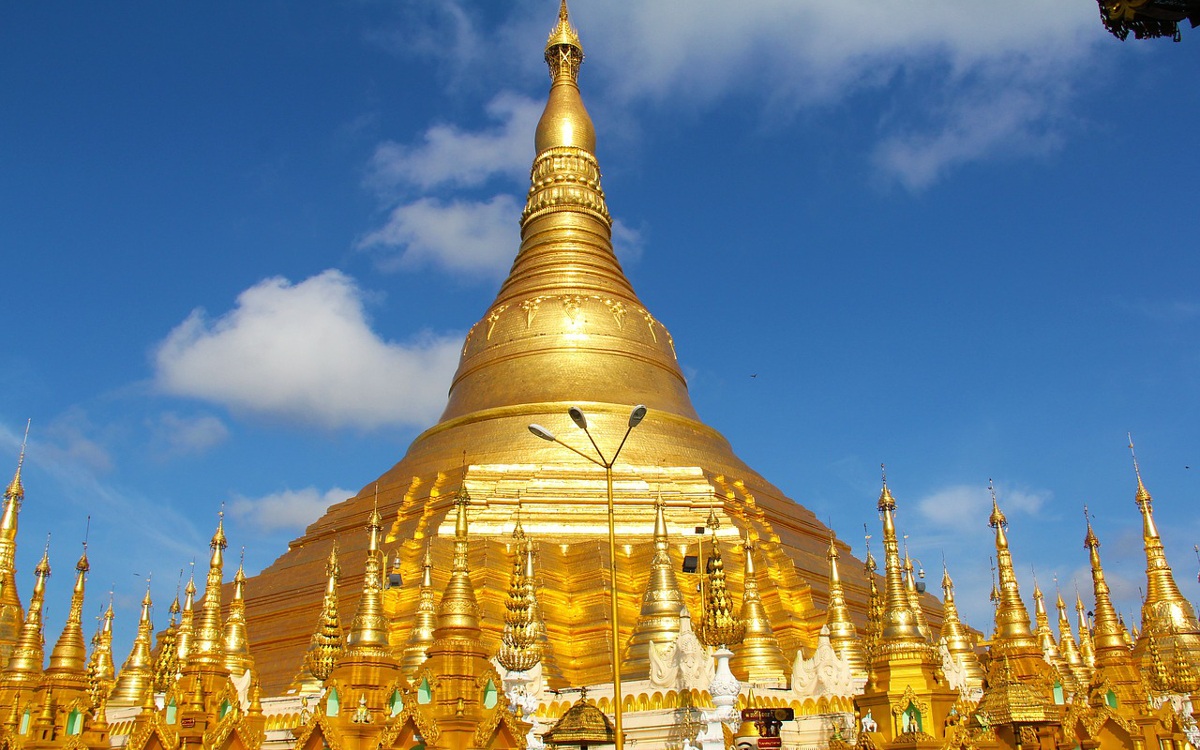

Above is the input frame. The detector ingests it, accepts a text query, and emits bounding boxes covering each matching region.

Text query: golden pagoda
[0,430,28,667]
[855,476,956,749]
[937,564,984,693]
[1126,439,1200,682]
[824,534,867,680]
[109,582,155,707]
[238,0,879,694]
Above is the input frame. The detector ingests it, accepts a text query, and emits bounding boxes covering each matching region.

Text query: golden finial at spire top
[877,465,896,513]
[545,0,583,63]
[4,419,30,503]
[987,479,1007,529]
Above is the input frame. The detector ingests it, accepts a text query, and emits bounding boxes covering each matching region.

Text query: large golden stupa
[241,4,928,694]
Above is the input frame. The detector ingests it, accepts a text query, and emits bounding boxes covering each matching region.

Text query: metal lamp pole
[529,404,647,750]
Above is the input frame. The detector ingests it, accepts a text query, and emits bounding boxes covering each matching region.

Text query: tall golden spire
[1056,585,1087,688]
[862,537,882,665]
[824,534,867,678]
[223,550,254,676]
[902,542,932,641]
[498,514,542,674]
[939,563,985,687]
[1031,576,1068,680]
[433,487,481,639]
[152,586,181,692]
[188,512,229,670]
[1075,589,1096,669]
[987,482,1039,653]
[296,543,344,686]
[44,541,91,691]
[174,568,196,668]
[623,497,684,678]
[732,538,789,684]
[1083,512,1131,664]
[345,492,391,655]
[1083,510,1147,705]
[87,596,116,710]
[400,540,436,675]
[109,580,155,705]
[876,474,923,646]
[0,422,29,663]
[695,509,744,650]
[0,538,50,692]
[1127,436,1200,658]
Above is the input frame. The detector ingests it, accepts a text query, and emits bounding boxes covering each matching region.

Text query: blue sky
[2,2,1198,657]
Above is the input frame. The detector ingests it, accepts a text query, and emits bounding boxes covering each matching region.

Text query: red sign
[181,717,196,728]
[758,738,782,750]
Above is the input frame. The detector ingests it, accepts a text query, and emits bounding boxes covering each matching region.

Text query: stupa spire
[876,471,923,645]
[825,533,867,678]
[1075,588,1096,669]
[988,481,1039,653]
[732,538,788,684]
[623,497,684,677]
[695,509,744,650]
[902,540,932,641]
[174,566,197,667]
[109,579,154,705]
[1032,575,1067,676]
[862,535,882,664]
[0,421,30,662]
[152,579,181,692]
[1127,436,1200,643]
[87,595,115,711]
[345,490,390,655]
[939,563,985,688]
[400,540,436,675]
[188,511,229,669]
[223,549,254,676]
[1,537,50,692]
[1056,583,1087,687]
[1083,510,1131,663]
[498,513,542,674]
[1082,509,1148,705]
[44,540,91,688]
[295,543,344,687]
[434,487,481,639]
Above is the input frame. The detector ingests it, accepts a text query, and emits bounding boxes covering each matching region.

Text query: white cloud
[392,2,1097,189]
[914,482,1049,533]
[150,412,229,456]
[359,195,519,278]
[229,486,353,533]
[154,270,462,429]
[366,93,541,192]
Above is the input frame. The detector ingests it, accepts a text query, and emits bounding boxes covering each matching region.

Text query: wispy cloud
[154,270,461,429]
[360,93,543,278]
[148,412,229,457]
[360,195,519,278]
[366,93,540,192]
[383,2,1097,190]
[229,486,353,533]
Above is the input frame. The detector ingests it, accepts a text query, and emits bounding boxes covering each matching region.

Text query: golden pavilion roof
[542,694,615,748]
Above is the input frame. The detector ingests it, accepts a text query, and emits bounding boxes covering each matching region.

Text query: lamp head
[528,424,556,442]
[568,406,587,430]
[628,404,647,428]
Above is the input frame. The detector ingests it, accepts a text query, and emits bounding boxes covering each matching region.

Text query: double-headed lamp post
[529,404,647,750]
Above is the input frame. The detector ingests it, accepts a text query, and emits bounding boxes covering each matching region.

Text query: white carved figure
[790,625,853,698]
[651,606,714,691]
[649,639,679,689]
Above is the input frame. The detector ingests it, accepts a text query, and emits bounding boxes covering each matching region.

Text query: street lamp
[528,404,647,750]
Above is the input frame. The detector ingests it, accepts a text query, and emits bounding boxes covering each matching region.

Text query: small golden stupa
[239,0,903,693]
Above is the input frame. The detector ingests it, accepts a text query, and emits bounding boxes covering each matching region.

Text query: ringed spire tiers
[239,1,883,692]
